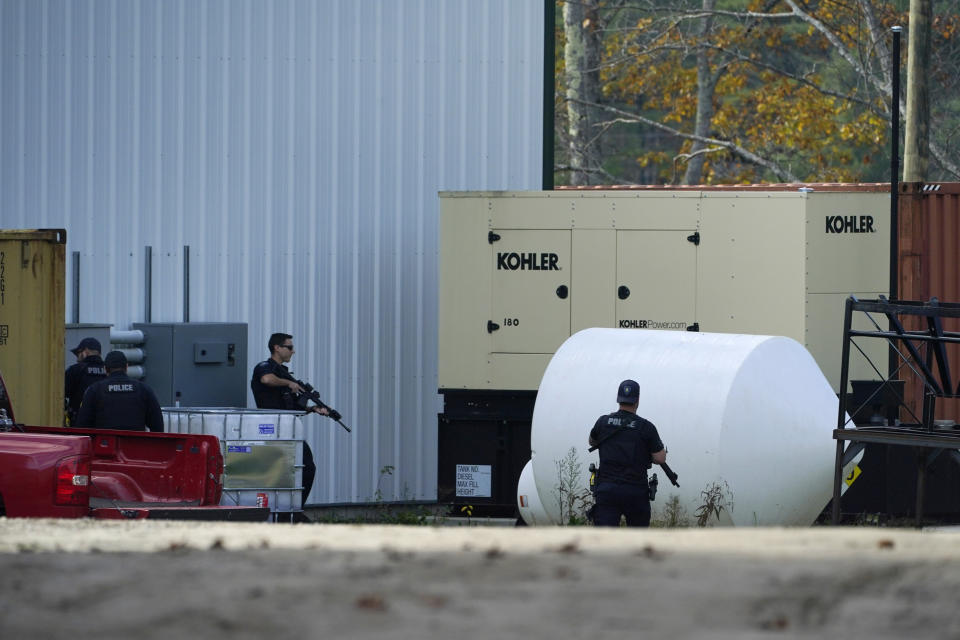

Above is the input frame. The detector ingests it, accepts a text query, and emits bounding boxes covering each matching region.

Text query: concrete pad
[1,520,959,639]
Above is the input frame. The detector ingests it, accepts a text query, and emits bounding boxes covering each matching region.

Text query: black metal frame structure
[832,296,960,526]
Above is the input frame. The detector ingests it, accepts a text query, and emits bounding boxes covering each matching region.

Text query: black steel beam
[831,438,845,525]
[851,300,960,318]
[927,301,953,392]
[848,330,960,345]
[837,298,854,431]
[884,310,943,394]
[833,428,960,449]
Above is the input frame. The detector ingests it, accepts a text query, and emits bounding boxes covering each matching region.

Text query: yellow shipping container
[0,229,66,426]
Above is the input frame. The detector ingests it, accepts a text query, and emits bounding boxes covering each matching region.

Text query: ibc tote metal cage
[164,408,305,520]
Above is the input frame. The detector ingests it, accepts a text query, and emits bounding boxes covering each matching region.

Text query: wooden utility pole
[903,0,932,182]
[563,0,602,186]
[682,0,718,186]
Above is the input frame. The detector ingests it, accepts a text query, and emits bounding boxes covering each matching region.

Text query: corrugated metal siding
[0,0,544,504]
[898,183,960,422]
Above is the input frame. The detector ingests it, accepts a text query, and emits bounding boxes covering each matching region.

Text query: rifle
[290,378,352,433]
[659,462,679,487]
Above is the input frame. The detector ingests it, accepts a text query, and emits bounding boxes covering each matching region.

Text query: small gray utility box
[133,322,247,407]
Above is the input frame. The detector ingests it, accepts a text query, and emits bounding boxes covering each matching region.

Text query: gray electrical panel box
[132,323,248,407]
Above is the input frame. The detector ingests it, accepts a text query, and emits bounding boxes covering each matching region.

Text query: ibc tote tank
[518,328,859,526]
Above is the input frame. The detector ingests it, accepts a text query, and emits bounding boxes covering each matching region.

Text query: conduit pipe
[110,330,145,345]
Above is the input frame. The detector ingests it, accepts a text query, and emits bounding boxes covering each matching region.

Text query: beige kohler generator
[437,187,890,514]
[440,188,890,393]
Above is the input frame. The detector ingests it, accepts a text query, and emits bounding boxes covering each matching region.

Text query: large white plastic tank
[519,329,859,526]
[517,458,551,526]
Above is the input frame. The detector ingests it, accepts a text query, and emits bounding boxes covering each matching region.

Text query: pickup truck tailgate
[0,432,92,518]
[25,426,267,520]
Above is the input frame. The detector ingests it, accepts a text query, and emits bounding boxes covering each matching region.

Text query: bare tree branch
[783,0,884,94]
[673,146,727,185]
[554,163,627,185]
[594,4,797,21]
[675,146,726,162]
[858,0,893,90]
[931,142,960,179]
[594,43,697,73]
[575,99,801,182]
[702,44,881,112]
[677,9,796,20]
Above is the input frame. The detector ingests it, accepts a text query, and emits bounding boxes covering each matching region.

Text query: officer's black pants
[302,442,316,506]
[593,482,650,527]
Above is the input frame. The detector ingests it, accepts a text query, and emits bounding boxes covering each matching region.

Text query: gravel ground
[2,519,960,639]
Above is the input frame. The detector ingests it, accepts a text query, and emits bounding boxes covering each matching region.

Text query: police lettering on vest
[74,371,164,432]
[65,356,109,425]
[590,410,663,487]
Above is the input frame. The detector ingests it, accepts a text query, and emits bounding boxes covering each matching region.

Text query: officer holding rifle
[251,332,346,509]
[588,379,669,528]
[251,334,328,415]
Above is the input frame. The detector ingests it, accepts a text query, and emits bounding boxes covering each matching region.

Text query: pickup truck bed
[2,426,269,521]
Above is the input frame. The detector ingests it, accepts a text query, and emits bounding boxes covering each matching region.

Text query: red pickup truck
[0,370,267,521]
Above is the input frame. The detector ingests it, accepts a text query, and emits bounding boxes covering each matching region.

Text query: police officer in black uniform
[251,333,328,507]
[74,350,164,432]
[588,379,667,527]
[64,337,107,426]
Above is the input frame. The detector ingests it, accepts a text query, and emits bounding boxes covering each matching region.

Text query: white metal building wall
[0,0,544,504]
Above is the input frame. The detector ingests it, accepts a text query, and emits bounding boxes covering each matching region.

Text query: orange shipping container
[897,183,960,423]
